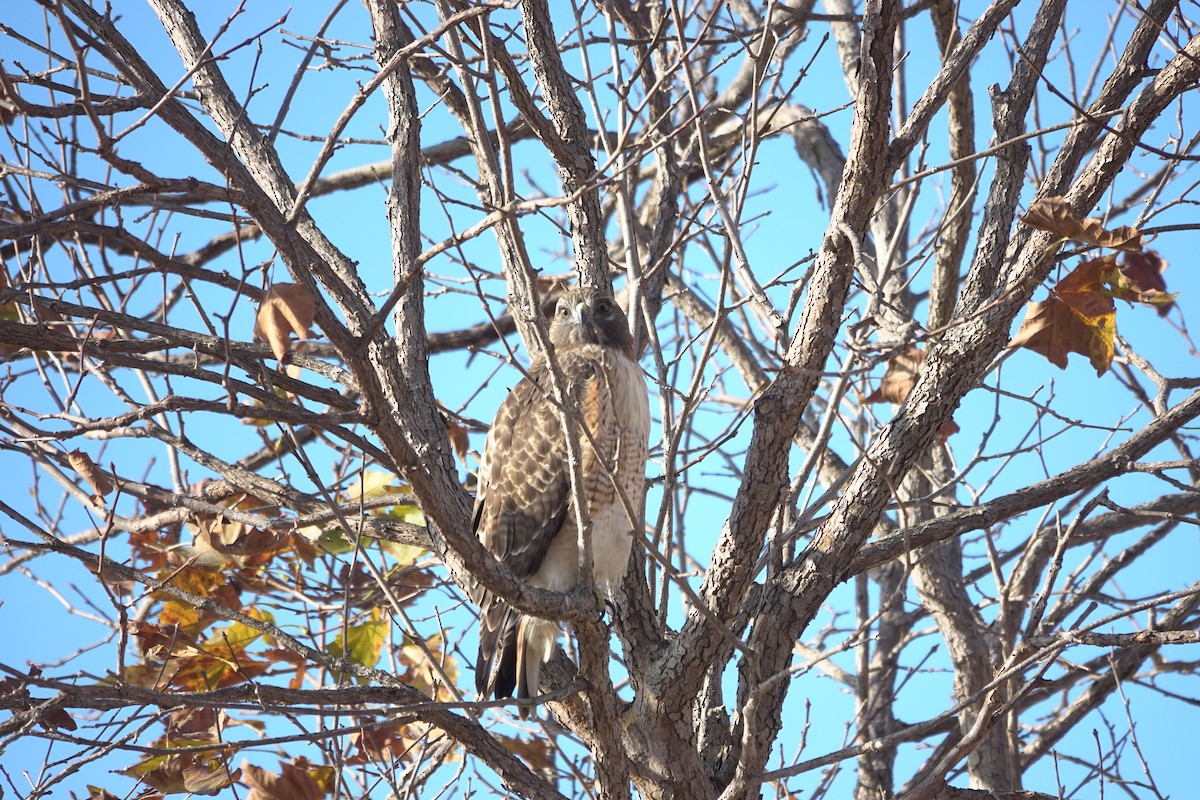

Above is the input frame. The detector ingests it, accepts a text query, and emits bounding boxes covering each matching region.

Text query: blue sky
[1,1,1198,797]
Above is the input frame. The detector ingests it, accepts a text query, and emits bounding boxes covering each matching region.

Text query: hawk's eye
[556,304,570,318]
[595,299,612,314]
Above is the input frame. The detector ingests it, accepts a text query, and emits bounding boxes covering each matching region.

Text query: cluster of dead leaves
[113,710,338,799]
[1010,197,1176,376]
[129,612,273,690]
[107,468,459,793]
[118,708,242,795]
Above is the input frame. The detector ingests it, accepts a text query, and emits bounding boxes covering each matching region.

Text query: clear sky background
[1,1,1198,797]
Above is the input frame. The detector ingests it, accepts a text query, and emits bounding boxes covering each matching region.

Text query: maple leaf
[1009,258,1116,375]
[86,787,124,800]
[165,707,225,743]
[253,283,316,365]
[1021,196,1144,252]
[498,733,555,773]
[347,723,425,765]
[346,469,402,501]
[398,633,459,699]
[154,566,241,638]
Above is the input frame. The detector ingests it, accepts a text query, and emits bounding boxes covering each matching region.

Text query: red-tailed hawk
[473,288,650,716]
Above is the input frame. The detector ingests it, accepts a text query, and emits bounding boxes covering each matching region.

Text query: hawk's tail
[516,615,559,719]
[476,603,518,699]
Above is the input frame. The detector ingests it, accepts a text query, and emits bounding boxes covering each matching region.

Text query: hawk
[473,288,650,716]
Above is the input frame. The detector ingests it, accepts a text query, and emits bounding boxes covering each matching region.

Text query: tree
[1,1,1198,798]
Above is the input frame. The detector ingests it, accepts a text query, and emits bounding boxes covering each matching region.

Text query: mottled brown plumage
[473,288,649,716]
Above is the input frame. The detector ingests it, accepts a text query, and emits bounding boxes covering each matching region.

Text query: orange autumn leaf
[935,419,960,445]
[253,283,316,364]
[1009,258,1116,375]
[498,733,556,774]
[1021,196,1144,252]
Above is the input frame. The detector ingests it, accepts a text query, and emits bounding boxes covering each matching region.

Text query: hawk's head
[549,288,635,357]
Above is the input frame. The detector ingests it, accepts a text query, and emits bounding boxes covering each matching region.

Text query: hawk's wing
[472,352,595,698]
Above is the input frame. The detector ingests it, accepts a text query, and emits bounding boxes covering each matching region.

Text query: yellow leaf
[330,609,389,677]
[387,503,425,526]
[380,539,426,566]
[121,750,240,795]
[346,470,399,501]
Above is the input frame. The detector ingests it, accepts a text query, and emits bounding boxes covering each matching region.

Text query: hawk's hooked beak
[572,301,591,326]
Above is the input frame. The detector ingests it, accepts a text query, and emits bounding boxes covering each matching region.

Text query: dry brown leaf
[446,419,470,466]
[122,751,240,795]
[1117,251,1176,315]
[42,705,79,732]
[166,707,225,743]
[936,419,960,445]
[500,732,556,773]
[0,669,78,732]
[241,759,328,800]
[866,348,924,405]
[1020,196,1143,252]
[865,348,959,441]
[1009,258,1116,375]
[348,724,414,764]
[253,283,316,363]
[67,449,113,501]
